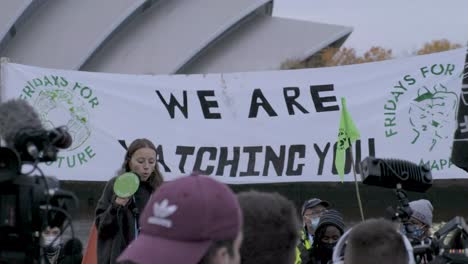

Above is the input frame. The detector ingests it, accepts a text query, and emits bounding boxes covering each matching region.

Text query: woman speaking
[95,138,163,264]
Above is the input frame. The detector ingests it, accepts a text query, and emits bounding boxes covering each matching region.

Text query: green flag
[335,97,360,181]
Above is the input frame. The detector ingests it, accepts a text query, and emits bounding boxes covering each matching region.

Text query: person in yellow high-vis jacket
[295,198,330,264]
[295,228,312,264]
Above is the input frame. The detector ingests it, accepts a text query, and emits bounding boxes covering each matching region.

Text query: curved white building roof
[82,0,272,74]
[1,0,153,69]
[0,0,35,51]
[181,16,352,74]
[0,0,352,75]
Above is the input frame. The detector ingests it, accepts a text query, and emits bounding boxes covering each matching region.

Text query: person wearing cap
[295,198,330,264]
[309,209,345,264]
[117,173,243,264]
[238,191,300,264]
[95,138,164,264]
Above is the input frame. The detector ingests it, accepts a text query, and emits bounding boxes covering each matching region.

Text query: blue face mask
[412,227,426,239]
[311,217,320,230]
[400,224,426,240]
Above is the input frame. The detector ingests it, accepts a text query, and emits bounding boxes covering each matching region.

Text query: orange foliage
[416,39,462,55]
[281,39,462,70]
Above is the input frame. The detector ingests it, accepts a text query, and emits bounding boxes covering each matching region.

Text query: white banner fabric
[0,48,466,183]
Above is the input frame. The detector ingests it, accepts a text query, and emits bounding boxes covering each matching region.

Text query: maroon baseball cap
[118,174,242,264]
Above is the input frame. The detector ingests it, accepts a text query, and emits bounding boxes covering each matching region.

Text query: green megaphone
[113,172,140,198]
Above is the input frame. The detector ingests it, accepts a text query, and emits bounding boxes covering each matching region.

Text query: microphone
[48,126,72,149]
[0,99,73,161]
[0,99,44,151]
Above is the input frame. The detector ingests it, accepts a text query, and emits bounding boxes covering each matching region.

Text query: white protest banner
[0,48,466,183]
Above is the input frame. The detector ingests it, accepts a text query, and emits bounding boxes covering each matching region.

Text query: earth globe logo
[408,84,458,151]
[33,89,91,151]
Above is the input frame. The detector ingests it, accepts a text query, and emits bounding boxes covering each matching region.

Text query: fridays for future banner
[0,48,466,183]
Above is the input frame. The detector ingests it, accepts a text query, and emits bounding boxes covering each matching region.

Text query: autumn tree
[415,39,462,55]
[359,47,393,63]
[281,46,392,69]
[281,39,462,70]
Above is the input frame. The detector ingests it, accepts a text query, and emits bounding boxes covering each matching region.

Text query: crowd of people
[39,138,463,264]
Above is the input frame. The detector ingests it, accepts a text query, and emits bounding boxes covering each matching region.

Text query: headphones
[331,228,416,264]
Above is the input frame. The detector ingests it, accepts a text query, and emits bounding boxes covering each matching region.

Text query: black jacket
[95,177,153,264]
[41,238,83,264]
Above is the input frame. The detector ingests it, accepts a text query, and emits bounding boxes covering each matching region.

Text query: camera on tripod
[0,99,78,264]
[360,156,468,264]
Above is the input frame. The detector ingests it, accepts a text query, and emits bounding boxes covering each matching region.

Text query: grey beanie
[316,209,345,234]
[409,199,433,226]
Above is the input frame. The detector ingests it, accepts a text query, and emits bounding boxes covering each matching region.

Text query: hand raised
[115,197,130,206]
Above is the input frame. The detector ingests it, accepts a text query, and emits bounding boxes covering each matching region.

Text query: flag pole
[348,140,365,221]
[336,97,365,221]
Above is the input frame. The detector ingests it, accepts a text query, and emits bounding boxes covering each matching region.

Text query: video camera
[360,156,468,264]
[0,99,78,264]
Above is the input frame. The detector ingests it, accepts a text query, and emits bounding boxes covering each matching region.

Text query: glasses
[407,219,426,229]
[304,209,328,218]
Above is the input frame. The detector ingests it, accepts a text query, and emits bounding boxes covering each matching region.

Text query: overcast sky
[273,0,468,57]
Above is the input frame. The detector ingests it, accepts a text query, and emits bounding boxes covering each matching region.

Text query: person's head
[237,191,300,264]
[343,218,413,264]
[118,173,243,264]
[198,236,243,264]
[121,138,163,189]
[41,226,61,246]
[41,225,63,258]
[408,199,433,240]
[41,210,66,250]
[312,209,345,263]
[301,198,330,234]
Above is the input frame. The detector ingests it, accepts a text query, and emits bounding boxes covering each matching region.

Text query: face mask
[321,241,337,250]
[42,234,62,249]
[401,224,425,240]
[412,227,426,239]
[311,217,320,230]
[318,242,336,262]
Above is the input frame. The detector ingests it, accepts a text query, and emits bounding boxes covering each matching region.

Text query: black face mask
[321,242,337,250]
[318,242,337,262]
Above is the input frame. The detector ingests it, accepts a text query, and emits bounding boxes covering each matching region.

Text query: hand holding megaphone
[115,197,130,206]
[113,172,140,206]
